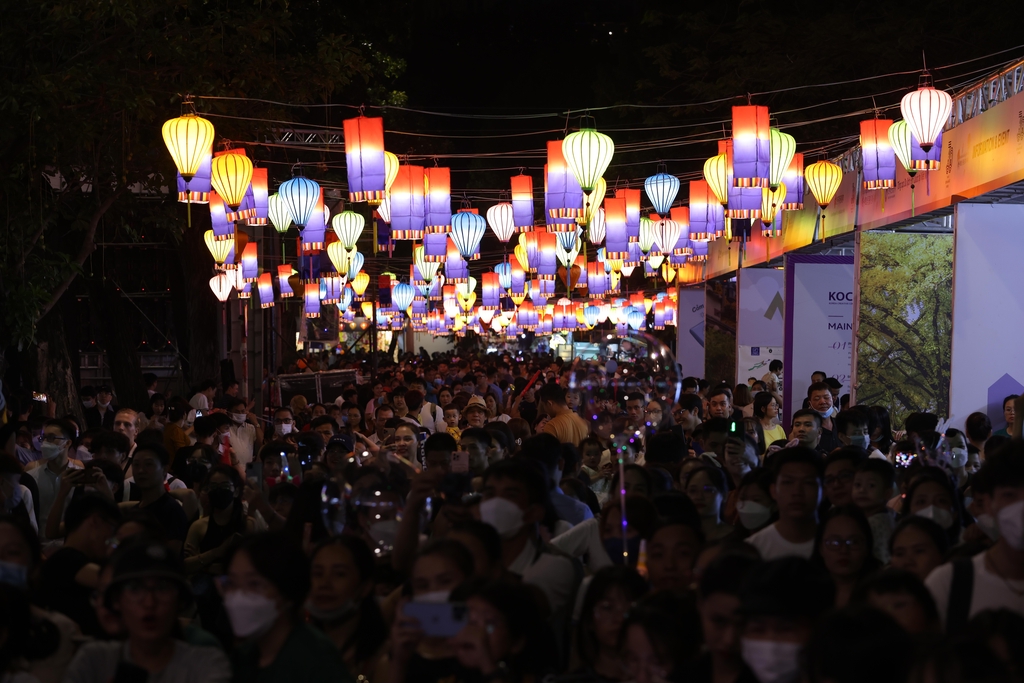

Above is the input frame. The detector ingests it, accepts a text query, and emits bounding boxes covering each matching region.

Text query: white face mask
[97,400,111,409]
[996,499,1024,550]
[415,590,451,604]
[976,513,1000,541]
[915,505,954,530]
[848,434,870,450]
[949,447,969,469]
[741,638,802,683]
[224,591,280,639]
[40,442,64,461]
[368,519,400,551]
[82,399,96,409]
[736,500,772,530]
[479,496,525,539]
[276,423,293,436]
[229,413,247,425]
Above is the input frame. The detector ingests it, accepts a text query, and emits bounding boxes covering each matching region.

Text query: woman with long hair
[753,392,786,446]
[813,505,881,607]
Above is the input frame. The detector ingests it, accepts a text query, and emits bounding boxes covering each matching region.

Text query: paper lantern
[639,217,658,255]
[494,262,512,291]
[546,141,583,219]
[644,171,680,215]
[423,232,448,262]
[731,105,770,187]
[279,175,321,228]
[304,284,321,317]
[162,112,215,183]
[256,273,274,308]
[669,206,691,255]
[688,181,721,241]
[204,230,232,264]
[781,153,805,210]
[510,174,534,230]
[425,167,452,233]
[413,246,439,285]
[900,81,952,152]
[267,194,292,234]
[486,203,516,243]
[209,273,232,302]
[911,130,942,171]
[300,189,326,251]
[703,154,730,206]
[347,251,364,280]
[240,242,259,282]
[657,220,682,259]
[579,177,606,229]
[604,197,629,259]
[627,309,646,331]
[326,242,351,274]
[562,127,614,193]
[277,265,295,298]
[588,207,606,245]
[481,273,501,310]
[177,145,212,203]
[391,165,426,240]
[331,211,365,249]
[244,168,269,226]
[761,184,787,237]
[375,196,391,224]
[805,161,843,209]
[768,128,796,191]
[535,232,559,280]
[722,139,761,220]
[392,283,415,312]
[383,152,400,192]
[343,116,386,202]
[615,188,641,242]
[210,151,253,210]
[445,239,469,284]
[860,120,896,190]
[451,212,487,260]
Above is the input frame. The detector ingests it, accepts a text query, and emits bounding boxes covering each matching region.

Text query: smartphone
[32,392,47,402]
[450,450,470,474]
[195,410,204,417]
[402,601,468,637]
[894,452,915,468]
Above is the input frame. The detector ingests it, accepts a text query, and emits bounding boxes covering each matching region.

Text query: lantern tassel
[187,196,192,228]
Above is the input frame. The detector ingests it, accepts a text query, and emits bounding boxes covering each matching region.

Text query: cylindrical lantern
[481,273,501,310]
[486,203,516,243]
[900,81,952,152]
[562,127,614,193]
[670,206,691,255]
[423,232,448,262]
[615,188,641,242]
[860,120,896,190]
[546,141,583,218]
[768,128,796,191]
[689,180,723,241]
[343,116,386,202]
[247,168,269,226]
[240,242,259,282]
[604,197,629,259]
[210,150,253,210]
[510,174,534,230]
[731,105,771,187]
[279,175,321,228]
[781,153,805,210]
[535,232,559,281]
[444,239,468,284]
[209,192,233,241]
[390,165,426,240]
[425,167,452,233]
[304,283,321,318]
[278,265,295,298]
[644,172,680,215]
[256,273,274,308]
[911,129,942,171]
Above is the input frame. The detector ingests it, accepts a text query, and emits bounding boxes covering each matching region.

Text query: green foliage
[856,233,953,428]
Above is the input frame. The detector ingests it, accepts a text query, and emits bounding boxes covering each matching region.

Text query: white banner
[950,204,1024,432]
[736,268,785,385]
[783,255,855,427]
[676,287,706,378]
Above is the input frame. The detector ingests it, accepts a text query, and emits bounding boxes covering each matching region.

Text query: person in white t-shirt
[746,447,823,561]
[925,446,1024,631]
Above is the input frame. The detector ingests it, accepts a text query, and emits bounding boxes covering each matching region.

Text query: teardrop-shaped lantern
[162,113,216,182]
[639,217,658,255]
[486,203,516,243]
[494,262,512,290]
[887,121,916,177]
[900,80,952,153]
[804,161,843,209]
[210,152,253,210]
[451,212,487,260]
[383,152,400,193]
[327,242,351,274]
[768,128,796,191]
[703,154,730,206]
[644,171,680,215]
[279,175,321,228]
[331,211,366,249]
[760,183,787,230]
[352,272,370,299]
[588,207,606,245]
[562,128,614,192]
[627,309,645,331]
[579,177,607,228]
[267,193,292,234]
[392,283,416,312]
[347,250,364,280]
[657,219,682,258]
[209,273,232,302]
[204,230,233,264]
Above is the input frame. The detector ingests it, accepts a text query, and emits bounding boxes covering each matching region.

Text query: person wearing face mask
[271,407,297,442]
[79,386,97,412]
[307,537,388,681]
[835,409,881,457]
[26,419,83,541]
[551,495,658,573]
[902,468,963,550]
[183,466,252,577]
[734,469,777,537]
[925,445,1024,633]
[519,433,593,527]
[736,556,834,683]
[806,383,839,453]
[63,540,232,683]
[226,398,263,476]
[225,532,350,683]
[83,386,117,431]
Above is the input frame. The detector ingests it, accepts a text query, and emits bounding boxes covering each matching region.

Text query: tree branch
[16,176,85,274]
[38,187,123,319]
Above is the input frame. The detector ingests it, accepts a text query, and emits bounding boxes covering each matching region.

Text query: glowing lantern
[703,154,730,207]
[383,152,400,191]
[657,220,682,259]
[240,242,259,282]
[644,170,680,215]
[627,309,646,331]
[278,265,295,298]
[162,110,216,184]
[414,246,440,285]
[546,141,583,219]
[210,151,253,211]
[204,230,232,264]
[445,239,469,284]
[392,283,415,312]
[177,146,212,203]
[761,184,787,237]
[588,207,606,245]
[361,302,374,319]
[279,175,321,228]
[731,105,770,187]
[805,161,843,210]
[486,203,516,243]
[911,129,942,171]
[425,167,452,233]
[423,232,448,262]
[495,262,512,291]
[604,197,629,259]
[391,165,426,240]
[562,127,614,193]
[304,284,321,318]
[451,212,487,260]
[578,177,606,229]
[781,153,805,210]
[688,181,721,241]
[351,272,370,299]
[768,128,796,191]
[860,119,896,190]
[583,306,600,327]
[669,206,691,256]
[331,211,365,249]
[327,242,351,274]
[510,174,534,230]
[209,273,232,302]
[900,78,952,153]
[267,194,292,234]
[343,116,386,202]
[244,168,269,226]
[348,251,365,280]
[639,217,658,255]
[615,188,641,242]
[481,273,501,310]
[300,189,326,251]
[535,232,559,281]
[257,273,274,308]
[376,197,391,224]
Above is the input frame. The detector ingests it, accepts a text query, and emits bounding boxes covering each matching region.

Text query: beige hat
[464,395,488,413]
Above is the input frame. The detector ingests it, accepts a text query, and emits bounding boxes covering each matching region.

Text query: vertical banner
[736,268,785,386]
[676,287,705,379]
[856,232,952,429]
[783,255,855,428]
[950,204,1024,432]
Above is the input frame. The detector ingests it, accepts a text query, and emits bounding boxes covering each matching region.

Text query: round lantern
[768,128,796,191]
[161,112,215,183]
[451,212,487,261]
[332,211,365,249]
[210,152,253,210]
[900,81,952,152]
[279,175,321,229]
[486,203,516,243]
[267,193,292,234]
[804,161,843,209]
[644,171,680,215]
[561,128,614,193]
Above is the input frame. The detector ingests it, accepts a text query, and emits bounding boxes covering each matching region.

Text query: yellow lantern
[327,242,351,274]
[562,127,615,193]
[384,152,400,192]
[162,112,215,183]
[210,152,254,210]
[804,160,843,242]
[204,230,232,264]
[360,301,374,318]
[661,264,676,283]
[703,154,730,206]
[351,272,370,299]
[760,183,787,236]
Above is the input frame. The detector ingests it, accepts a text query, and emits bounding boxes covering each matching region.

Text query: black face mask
[208,487,235,511]
[188,461,211,486]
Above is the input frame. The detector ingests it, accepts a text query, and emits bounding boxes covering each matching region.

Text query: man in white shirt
[926,446,1024,630]
[409,378,443,433]
[225,398,263,471]
[112,409,140,479]
[746,447,823,561]
[27,419,83,540]
[189,380,217,413]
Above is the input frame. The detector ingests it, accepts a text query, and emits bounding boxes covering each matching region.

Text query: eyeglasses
[41,434,68,444]
[645,408,662,415]
[822,536,864,550]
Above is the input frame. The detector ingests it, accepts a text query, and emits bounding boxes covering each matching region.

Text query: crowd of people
[0,351,1023,683]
